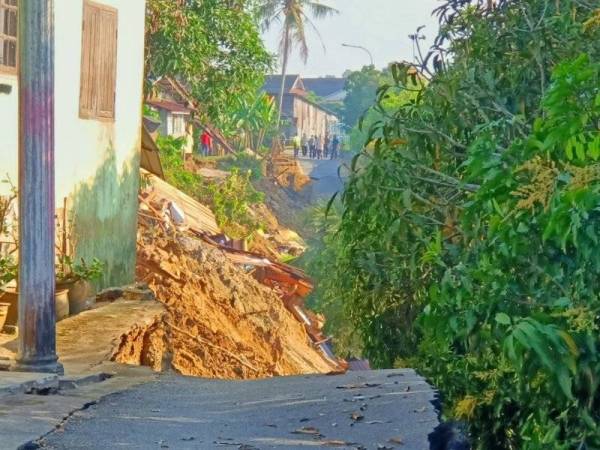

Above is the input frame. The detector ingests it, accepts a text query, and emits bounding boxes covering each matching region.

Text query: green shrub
[217,152,263,181]
[312,1,600,447]
[156,135,264,239]
[207,168,264,239]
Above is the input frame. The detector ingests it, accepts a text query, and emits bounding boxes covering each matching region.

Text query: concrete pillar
[13,0,62,374]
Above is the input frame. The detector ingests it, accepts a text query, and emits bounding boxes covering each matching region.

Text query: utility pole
[13,0,62,374]
[342,43,374,67]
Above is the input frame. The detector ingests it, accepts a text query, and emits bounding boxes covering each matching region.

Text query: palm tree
[258,0,338,128]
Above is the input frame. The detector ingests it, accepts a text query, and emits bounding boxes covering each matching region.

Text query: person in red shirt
[200,130,212,157]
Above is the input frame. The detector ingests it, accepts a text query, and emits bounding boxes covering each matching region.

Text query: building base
[10,355,64,375]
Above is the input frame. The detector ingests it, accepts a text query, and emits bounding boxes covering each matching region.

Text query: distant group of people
[292,133,340,160]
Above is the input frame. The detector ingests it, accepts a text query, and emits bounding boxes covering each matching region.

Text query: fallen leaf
[389,436,404,445]
[292,426,322,437]
[386,373,405,378]
[214,441,243,447]
[351,412,364,422]
[321,439,356,447]
[336,383,381,390]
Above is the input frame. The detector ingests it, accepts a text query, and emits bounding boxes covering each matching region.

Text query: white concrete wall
[0,0,146,200]
[0,0,146,286]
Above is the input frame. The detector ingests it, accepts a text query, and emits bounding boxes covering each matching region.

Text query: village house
[0,0,147,288]
[146,78,194,139]
[146,98,192,139]
[145,77,235,156]
[262,74,340,140]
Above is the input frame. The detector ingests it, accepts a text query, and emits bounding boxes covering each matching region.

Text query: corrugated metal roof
[302,77,346,98]
[140,126,165,179]
[263,75,303,95]
[142,170,221,236]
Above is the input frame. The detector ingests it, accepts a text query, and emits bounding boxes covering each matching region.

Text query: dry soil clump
[114,222,337,379]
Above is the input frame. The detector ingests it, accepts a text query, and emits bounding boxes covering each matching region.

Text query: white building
[0,0,147,286]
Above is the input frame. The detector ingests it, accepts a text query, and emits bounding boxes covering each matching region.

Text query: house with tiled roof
[302,77,347,103]
[262,75,341,140]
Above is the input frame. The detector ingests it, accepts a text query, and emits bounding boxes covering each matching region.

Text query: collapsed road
[37,369,441,450]
[1,156,450,449]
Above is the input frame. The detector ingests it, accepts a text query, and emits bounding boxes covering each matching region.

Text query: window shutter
[79,4,98,118]
[79,1,118,120]
[96,8,117,119]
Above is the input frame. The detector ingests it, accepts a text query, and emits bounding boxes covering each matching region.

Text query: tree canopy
[146,0,273,126]
[341,65,391,129]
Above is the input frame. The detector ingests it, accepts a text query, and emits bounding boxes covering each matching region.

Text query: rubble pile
[248,202,306,260]
[113,219,340,379]
[269,155,311,192]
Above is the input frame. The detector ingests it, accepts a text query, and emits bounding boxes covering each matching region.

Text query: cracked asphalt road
[38,369,439,450]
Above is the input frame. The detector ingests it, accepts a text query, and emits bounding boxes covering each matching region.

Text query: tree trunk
[276,24,291,143]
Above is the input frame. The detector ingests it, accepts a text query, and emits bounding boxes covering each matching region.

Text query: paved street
[38,369,440,450]
[294,153,352,201]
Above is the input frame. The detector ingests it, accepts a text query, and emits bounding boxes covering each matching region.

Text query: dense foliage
[157,136,264,239]
[228,92,278,153]
[314,0,600,447]
[342,65,392,129]
[146,0,272,126]
[299,201,364,357]
[340,65,424,151]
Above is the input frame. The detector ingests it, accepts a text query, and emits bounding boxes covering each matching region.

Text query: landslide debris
[253,178,311,233]
[113,219,339,379]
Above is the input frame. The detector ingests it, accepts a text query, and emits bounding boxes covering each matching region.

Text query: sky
[262,0,442,77]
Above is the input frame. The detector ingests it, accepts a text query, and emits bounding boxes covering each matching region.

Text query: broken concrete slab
[0,371,59,395]
[0,299,166,378]
[56,299,165,376]
[0,365,158,450]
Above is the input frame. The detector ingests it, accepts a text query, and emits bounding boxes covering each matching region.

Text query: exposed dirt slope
[115,221,338,379]
[253,178,311,233]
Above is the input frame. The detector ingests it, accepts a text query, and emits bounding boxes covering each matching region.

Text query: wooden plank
[142,170,221,235]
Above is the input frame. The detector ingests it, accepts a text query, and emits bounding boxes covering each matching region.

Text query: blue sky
[261,0,442,77]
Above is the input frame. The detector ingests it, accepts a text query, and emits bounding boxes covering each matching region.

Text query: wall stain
[69,145,140,289]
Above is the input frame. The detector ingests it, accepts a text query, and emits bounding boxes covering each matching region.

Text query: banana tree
[231,92,278,153]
